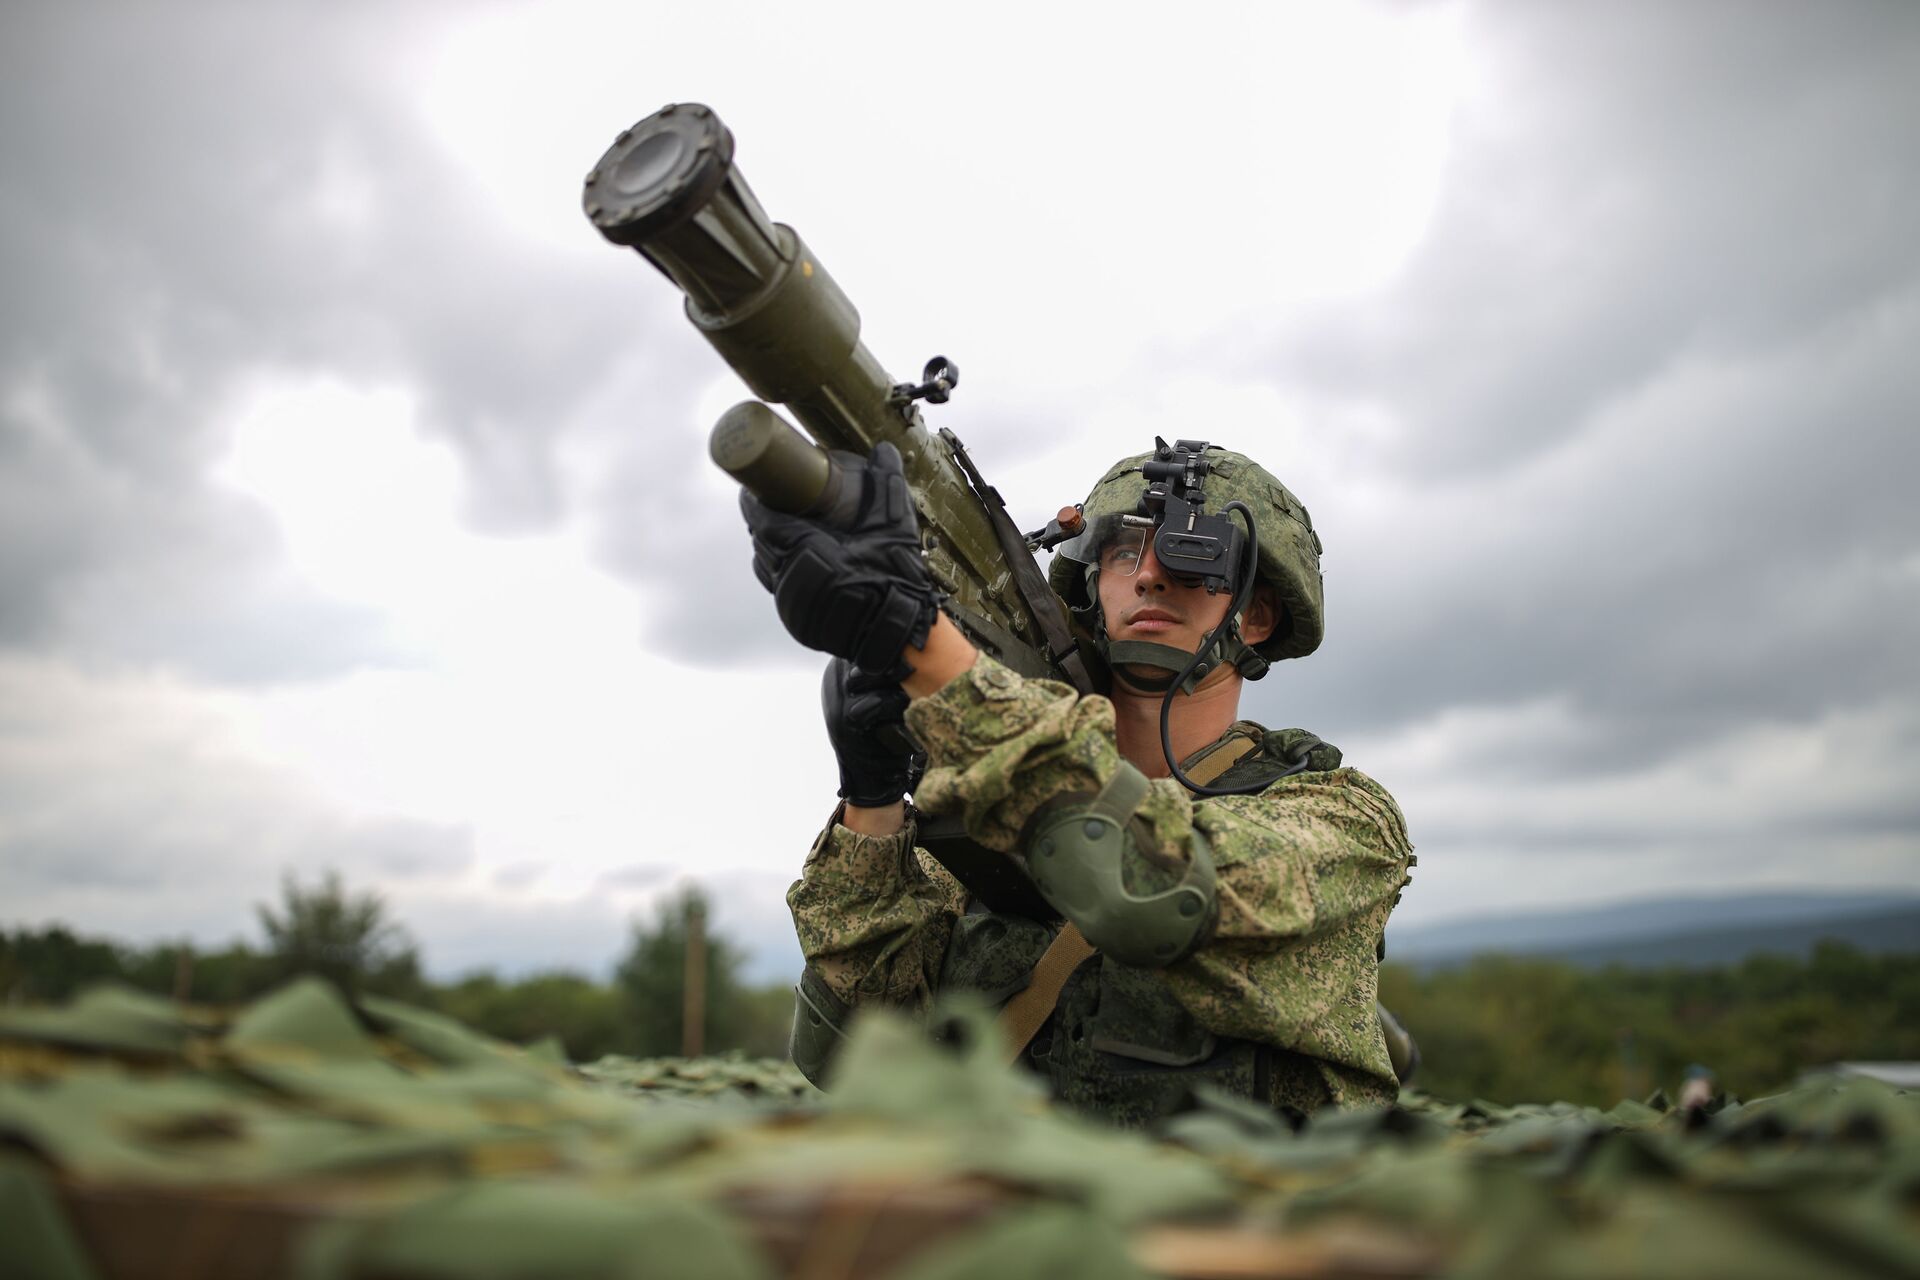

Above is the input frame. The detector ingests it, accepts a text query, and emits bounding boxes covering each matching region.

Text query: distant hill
[1386,890,1920,971]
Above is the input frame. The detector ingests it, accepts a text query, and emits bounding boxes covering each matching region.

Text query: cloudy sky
[3,1,1915,983]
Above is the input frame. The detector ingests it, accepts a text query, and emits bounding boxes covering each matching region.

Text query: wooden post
[682,896,707,1058]
[172,943,195,1005]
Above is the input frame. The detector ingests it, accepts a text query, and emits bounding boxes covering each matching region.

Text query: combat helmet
[1050,442,1325,690]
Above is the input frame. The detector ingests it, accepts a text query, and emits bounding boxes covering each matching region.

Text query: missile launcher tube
[583,103,1064,679]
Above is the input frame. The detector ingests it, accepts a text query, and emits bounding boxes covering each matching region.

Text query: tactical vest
[936,725,1353,1128]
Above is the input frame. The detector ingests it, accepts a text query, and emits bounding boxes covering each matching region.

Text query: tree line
[5,875,1914,1103]
[0,873,794,1061]
[1379,943,1920,1105]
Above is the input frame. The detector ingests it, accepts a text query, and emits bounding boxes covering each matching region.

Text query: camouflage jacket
[788,654,1415,1120]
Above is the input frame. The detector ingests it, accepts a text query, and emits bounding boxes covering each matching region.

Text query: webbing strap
[938,426,1095,695]
[1091,759,1151,825]
[997,921,1096,1063]
[994,735,1257,1062]
[1181,733,1259,786]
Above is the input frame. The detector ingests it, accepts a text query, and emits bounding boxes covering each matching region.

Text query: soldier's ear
[1239,584,1280,645]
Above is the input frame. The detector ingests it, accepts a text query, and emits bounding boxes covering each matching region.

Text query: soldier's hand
[741,442,939,676]
[821,657,926,807]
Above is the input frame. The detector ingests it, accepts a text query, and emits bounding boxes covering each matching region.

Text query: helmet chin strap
[1105,639,1215,695]
[1099,625,1270,696]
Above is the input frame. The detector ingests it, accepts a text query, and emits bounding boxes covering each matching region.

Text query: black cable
[1159,502,1291,797]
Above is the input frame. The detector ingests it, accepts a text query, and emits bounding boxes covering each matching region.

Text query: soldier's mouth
[1123,608,1182,632]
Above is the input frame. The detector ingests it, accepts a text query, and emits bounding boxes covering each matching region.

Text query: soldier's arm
[782,617,978,1085]
[828,617,976,839]
[902,644,1413,1036]
[901,611,980,700]
[1164,775,1415,1091]
[785,806,966,1014]
[904,637,1168,844]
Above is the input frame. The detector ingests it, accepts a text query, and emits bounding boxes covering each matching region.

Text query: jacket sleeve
[903,653,1204,869]
[1169,773,1414,1091]
[785,807,967,1011]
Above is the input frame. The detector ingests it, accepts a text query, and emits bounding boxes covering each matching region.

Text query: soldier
[743,439,1416,1125]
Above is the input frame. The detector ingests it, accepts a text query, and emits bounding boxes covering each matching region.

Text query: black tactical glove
[821,657,926,807]
[741,442,939,678]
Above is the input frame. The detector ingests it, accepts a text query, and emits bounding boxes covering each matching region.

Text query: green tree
[119,939,273,1006]
[435,971,634,1062]
[735,981,798,1060]
[616,887,783,1057]
[1381,945,1920,1107]
[0,926,127,1002]
[256,871,424,999]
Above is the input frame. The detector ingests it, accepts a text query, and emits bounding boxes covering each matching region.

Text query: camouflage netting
[1,979,1916,1279]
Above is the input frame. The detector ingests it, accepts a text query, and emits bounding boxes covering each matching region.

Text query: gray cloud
[597,863,675,890]
[1262,302,1920,741]
[1234,1,1920,789]
[396,868,803,984]
[0,654,813,982]
[1345,693,1920,929]
[490,861,550,891]
[0,658,475,898]
[0,1,704,681]
[330,818,476,879]
[581,397,805,669]
[1251,2,1920,476]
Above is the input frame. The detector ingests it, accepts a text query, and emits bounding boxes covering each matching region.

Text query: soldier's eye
[1096,526,1148,575]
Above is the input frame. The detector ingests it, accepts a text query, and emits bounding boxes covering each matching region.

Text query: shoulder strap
[994,739,1255,1062]
[997,922,1095,1063]
[939,426,1095,695]
[1178,732,1261,787]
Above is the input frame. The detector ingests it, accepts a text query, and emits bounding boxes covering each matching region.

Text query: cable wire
[1158,502,1300,796]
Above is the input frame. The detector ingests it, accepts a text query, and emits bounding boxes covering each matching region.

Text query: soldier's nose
[1133,543,1169,588]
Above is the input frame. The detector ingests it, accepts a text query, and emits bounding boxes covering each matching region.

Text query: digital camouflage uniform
[789,653,1416,1126]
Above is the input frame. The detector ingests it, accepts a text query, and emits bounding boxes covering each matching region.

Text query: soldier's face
[1097,539,1237,654]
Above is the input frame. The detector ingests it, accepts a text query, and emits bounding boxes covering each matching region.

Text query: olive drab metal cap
[583,103,736,248]
[1048,446,1326,663]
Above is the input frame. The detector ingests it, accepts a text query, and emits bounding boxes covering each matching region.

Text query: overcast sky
[2,1,1915,984]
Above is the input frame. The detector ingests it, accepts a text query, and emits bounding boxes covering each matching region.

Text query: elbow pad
[1024,761,1218,968]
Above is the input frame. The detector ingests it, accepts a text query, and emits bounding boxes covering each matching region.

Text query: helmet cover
[1049,446,1325,664]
